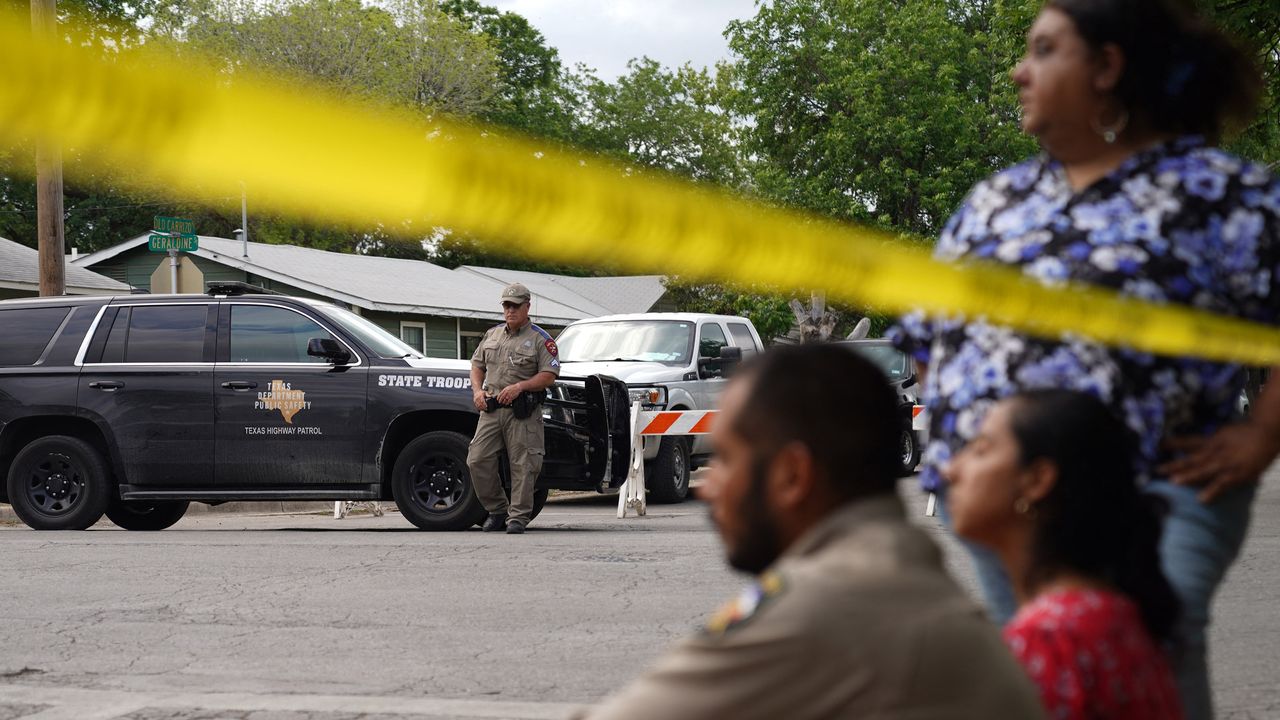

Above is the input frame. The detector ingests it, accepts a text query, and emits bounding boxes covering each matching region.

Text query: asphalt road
[1,470,1277,720]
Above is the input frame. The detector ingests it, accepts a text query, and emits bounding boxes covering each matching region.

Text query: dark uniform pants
[467,409,545,524]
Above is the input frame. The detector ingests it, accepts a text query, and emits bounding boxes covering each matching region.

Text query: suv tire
[646,437,690,504]
[106,499,190,531]
[900,428,921,476]
[7,436,111,531]
[392,431,487,530]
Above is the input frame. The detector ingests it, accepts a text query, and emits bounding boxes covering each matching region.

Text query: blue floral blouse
[890,136,1280,492]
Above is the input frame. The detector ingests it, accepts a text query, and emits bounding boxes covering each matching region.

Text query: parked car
[0,284,631,531]
[551,313,764,502]
[836,339,923,475]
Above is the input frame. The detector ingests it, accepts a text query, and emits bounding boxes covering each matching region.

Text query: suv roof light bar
[205,281,283,297]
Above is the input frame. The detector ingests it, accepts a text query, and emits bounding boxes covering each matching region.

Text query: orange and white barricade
[910,403,939,518]
[618,405,720,519]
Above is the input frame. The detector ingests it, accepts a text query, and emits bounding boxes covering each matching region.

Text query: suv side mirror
[307,337,352,365]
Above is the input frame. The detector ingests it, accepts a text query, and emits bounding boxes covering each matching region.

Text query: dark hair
[1046,0,1261,142]
[1008,389,1180,644]
[731,344,901,501]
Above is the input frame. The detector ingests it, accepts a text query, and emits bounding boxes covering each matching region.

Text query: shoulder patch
[704,571,786,637]
[544,338,558,357]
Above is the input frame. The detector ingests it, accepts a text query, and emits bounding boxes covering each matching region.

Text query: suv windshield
[312,304,423,359]
[556,320,694,365]
[848,343,909,380]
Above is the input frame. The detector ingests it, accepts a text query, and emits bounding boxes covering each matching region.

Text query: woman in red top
[944,390,1182,720]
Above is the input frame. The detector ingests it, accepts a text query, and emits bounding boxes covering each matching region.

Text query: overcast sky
[490,0,760,79]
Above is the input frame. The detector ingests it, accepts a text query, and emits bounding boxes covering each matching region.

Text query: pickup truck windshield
[849,344,909,380]
[313,304,424,359]
[556,320,694,366]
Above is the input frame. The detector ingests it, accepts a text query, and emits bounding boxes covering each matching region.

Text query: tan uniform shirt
[578,496,1045,720]
[471,321,560,392]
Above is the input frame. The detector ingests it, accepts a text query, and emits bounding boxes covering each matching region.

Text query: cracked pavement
[2,472,1278,719]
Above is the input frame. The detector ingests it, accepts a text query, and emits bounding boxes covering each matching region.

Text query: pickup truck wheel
[7,436,111,531]
[645,437,690,504]
[900,428,921,476]
[392,431,486,531]
[105,499,189,531]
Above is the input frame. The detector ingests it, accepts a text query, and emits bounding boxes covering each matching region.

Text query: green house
[72,234,670,359]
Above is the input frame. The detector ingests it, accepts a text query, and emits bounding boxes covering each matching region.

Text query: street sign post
[149,217,198,293]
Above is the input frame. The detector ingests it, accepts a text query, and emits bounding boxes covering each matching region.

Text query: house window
[460,332,485,361]
[400,321,426,353]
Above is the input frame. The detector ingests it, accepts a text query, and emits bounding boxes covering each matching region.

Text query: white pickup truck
[551,313,765,502]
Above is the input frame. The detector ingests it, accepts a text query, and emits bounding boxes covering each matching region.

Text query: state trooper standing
[467,283,561,534]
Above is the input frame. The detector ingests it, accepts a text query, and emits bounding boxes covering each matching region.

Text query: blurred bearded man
[576,344,1043,720]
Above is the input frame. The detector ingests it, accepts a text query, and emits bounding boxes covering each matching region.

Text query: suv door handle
[221,381,258,391]
[88,380,125,391]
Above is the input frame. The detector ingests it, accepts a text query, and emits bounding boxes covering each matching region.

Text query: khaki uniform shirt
[471,321,560,392]
[578,496,1045,720]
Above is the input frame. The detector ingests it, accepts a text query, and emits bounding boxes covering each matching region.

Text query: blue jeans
[940,480,1258,720]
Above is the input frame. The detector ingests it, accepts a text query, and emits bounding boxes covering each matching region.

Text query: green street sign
[148,233,199,252]
[153,215,195,234]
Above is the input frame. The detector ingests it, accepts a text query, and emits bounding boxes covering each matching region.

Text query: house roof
[457,266,667,317]
[73,234,666,325]
[0,237,131,295]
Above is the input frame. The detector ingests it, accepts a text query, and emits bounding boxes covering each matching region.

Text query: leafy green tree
[177,0,500,117]
[440,0,582,141]
[662,278,795,343]
[728,0,1036,238]
[432,55,745,274]
[1198,1,1280,163]
[580,58,745,186]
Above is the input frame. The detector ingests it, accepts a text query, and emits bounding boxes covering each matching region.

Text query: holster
[512,390,544,419]
[484,396,500,413]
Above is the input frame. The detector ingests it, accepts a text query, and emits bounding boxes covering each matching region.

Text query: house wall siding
[363,310,457,359]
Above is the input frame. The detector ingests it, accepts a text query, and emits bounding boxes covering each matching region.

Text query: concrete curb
[0,501,343,523]
[0,488,623,524]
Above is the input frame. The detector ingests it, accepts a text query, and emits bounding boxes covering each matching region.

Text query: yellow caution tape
[3,13,1280,365]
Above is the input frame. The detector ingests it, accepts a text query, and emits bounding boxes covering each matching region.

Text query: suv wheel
[7,436,111,531]
[900,428,921,476]
[392,431,486,530]
[106,499,190,531]
[645,437,690,504]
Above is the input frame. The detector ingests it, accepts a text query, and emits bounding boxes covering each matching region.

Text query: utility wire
[0,196,238,214]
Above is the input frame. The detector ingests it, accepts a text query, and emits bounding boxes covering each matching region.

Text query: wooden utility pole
[32,0,66,296]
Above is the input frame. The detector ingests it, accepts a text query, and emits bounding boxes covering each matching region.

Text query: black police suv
[0,284,630,531]
[837,339,924,475]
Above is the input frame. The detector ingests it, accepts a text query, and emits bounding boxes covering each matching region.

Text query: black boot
[482,514,505,532]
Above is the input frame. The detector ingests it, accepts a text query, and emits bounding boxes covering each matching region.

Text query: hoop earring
[1014,497,1032,515]
[1091,105,1129,144]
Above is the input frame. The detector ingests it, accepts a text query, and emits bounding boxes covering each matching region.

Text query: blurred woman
[890,2,1280,716]
[945,390,1182,720]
